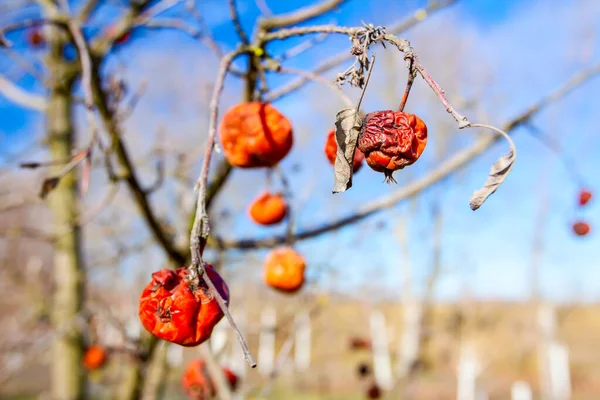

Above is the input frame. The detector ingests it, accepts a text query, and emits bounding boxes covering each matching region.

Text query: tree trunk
[46,43,84,400]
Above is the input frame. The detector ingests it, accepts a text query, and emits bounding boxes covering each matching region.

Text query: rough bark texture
[45,19,85,400]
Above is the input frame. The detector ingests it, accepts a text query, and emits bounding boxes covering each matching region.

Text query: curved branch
[0,75,46,110]
[266,0,456,102]
[216,64,600,250]
[259,0,345,31]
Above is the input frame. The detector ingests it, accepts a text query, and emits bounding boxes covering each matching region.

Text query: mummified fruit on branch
[578,189,593,207]
[139,265,229,346]
[357,111,427,182]
[366,382,382,399]
[83,345,107,370]
[324,129,364,172]
[182,360,239,399]
[220,102,293,168]
[573,221,591,237]
[248,191,287,226]
[264,247,306,293]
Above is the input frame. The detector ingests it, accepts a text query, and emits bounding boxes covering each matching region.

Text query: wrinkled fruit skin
[220,102,293,168]
[264,247,306,293]
[181,360,239,400]
[573,221,591,236]
[83,345,107,370]
[357,111,427,181]
[324,129,364,173]
[579,189,593,206]
[182,360,215,400]
[248,191,287,226]
[139,265,229,347]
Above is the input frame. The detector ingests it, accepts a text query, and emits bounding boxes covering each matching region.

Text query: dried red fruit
[220,102,293,168]
[83,345,107,370]
[324,129,364,172]
[248,191,287,226]
[578,189,593,206]
[27,28,44,47]
[573,221,591,237]
[181,360,239,399]
[357,111,427,182]
[349,336,372,351]
[182,359,215,400]
[264,247,306,293]
[139,265,229,346]
[366,382,382,399]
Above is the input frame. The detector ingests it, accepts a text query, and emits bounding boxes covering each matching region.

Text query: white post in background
[229,307,248,380]
[397,298,422,377]
[258,306,276,377]
[294,311,311,372]
[457,343,480,400]
[210,320,229,363]
[166,343,183,368]
[537,303,556,400]
[548,341,571,400]
[511,381,533,400]
[370,310,393,390]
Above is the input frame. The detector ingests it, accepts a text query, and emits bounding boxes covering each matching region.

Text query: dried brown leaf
[39,177,60,199]
[469,149,515,210]
[332,107,362,193]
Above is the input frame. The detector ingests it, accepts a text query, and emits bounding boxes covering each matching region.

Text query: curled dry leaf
[469,149,515,210]
[468,124,516,210]
[332,107,363,193]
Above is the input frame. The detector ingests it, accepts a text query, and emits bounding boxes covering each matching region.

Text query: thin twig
[228,0,249,44]
[398,59,415,112]
[188,49,256,367]
[259,0,345,31]
[0,75,46,110]
[275,66,353,108]
[355,52,375,111]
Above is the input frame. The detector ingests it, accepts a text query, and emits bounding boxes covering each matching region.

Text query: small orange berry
[83,345,107,370]
[264,247,306,293]
[573,221,591,237]
[248,191,287,226]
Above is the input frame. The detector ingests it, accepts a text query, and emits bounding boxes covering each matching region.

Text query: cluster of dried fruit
[181,359,238,400]
[573,188,593,237]
[137,101,429,349]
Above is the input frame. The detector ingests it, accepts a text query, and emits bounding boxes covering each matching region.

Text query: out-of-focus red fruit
[264,247,306,293]
[219,102,293,168]
[83,345,107,370]
[324,129,364,172]
[366,382,382,399]
[27,28,44,47]
[222,367,239,391]
[182,360,239,399]
[248,191,287,226]
[349,336,372,351]
[138,265,229,346]
[578,189,593,206]
[357,111,427,182]
[182,360,215,400]
[573,221,591,236]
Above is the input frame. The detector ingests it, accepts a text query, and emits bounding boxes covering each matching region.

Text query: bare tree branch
[215,63,600,250]
[266,0,456,102]
[228,0,249,44]
[0,75,46,110]
[259,0,345,31]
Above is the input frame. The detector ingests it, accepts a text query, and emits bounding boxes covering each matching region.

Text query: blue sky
[1,0,599,302]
